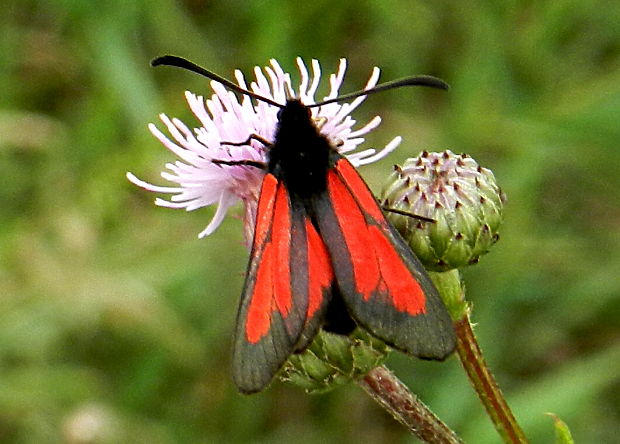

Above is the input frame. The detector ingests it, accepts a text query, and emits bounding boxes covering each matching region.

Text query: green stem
[358,365,463,444]
[430,270,528,444]
[454,315,529,443]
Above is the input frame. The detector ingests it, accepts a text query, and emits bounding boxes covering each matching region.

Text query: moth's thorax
[268,99,334,198]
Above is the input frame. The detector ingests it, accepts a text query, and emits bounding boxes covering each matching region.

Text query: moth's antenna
[152,55,284,108]
[310,75,449,108]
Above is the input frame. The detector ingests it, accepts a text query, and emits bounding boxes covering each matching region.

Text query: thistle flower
[127,58,401,243]
[280,330,388,394]
[381,150,505,271]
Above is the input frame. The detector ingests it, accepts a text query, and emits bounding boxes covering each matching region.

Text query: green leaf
[547,413,575,444]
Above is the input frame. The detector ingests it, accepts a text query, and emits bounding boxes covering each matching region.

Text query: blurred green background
[2,1,619,442]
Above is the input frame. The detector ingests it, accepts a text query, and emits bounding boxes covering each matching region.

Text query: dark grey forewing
[310,153,456,359]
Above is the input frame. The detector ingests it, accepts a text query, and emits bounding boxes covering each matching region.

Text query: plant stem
[358,365,463,444]
[454,314,529,443]
[430,270,528,443]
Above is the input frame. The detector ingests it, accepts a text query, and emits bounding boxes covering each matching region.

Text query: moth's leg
[211,159,267,169]
[214,133,271,169]
[220,133,272,148]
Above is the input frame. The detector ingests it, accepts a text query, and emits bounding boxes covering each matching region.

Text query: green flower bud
[279,330,389,394]
[381,150,505,271]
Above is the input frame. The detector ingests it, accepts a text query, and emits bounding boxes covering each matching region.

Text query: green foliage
[1,0,618,442]
[548,413,575,444]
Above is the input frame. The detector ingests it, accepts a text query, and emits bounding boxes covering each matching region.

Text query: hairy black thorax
[267,99,333,199]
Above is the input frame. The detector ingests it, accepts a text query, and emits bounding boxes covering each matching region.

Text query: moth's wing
[312,156,456,359]
[232,174,333,393]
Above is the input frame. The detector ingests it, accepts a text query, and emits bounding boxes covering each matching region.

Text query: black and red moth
[153,56,456,394]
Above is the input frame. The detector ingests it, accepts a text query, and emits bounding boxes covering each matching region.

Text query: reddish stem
[358,365,463,444]
[454,315,528,443]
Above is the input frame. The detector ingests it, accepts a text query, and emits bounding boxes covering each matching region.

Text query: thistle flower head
[127,58,401,242]
[382,150,505,271]
[280,330,388,393]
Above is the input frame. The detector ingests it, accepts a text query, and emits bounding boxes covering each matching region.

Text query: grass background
[2,1,619,442]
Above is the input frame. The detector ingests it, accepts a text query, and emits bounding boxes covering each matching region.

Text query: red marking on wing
[368,225,425,314]
[246,245,275,343]
[327,172,379,297]
[329,160,426,315]
[272,184,292,316]
[305,219,333,319]
[251,174,278,250]
[245,175,293,343]
[335,159,385,220]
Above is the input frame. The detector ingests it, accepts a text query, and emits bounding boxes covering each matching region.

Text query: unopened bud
[280,330,388,394]
[382,150,505,271]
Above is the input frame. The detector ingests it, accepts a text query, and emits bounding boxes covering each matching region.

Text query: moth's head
[277,99,313,127]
